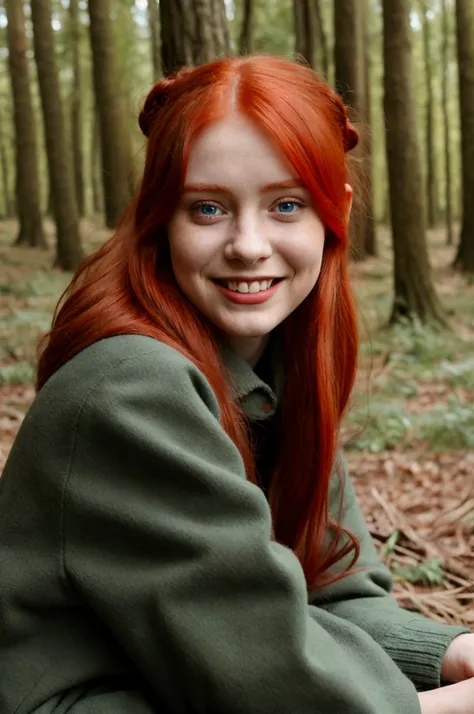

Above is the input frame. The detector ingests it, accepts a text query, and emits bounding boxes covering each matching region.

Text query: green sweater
[0,335,469,714]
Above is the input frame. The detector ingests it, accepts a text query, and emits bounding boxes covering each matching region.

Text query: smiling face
[167,114,326,365]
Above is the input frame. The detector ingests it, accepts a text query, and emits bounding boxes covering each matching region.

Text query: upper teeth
[225,280,274,293]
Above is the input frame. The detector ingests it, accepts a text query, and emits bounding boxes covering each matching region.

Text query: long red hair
[37,56,360,589]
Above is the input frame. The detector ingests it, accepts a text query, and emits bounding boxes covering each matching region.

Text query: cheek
[286,230,325,277]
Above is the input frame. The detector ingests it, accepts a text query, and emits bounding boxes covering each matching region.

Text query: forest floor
[0,218,473,628]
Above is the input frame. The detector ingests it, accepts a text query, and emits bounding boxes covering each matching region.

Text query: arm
[309,451,471,692]
[63,342,422,714]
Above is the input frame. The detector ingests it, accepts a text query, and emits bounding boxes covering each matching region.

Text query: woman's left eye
[273,200,305,215]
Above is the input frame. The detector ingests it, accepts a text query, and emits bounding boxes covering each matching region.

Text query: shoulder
[40,335,219,417]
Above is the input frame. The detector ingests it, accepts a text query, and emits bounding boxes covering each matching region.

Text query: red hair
[37,56,360,589]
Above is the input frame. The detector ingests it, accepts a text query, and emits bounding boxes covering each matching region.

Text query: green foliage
[392,557,445,586]
[0,361,35,386]
[346,321,474,452]
[380,530,400,559]
[418,398,474,450]
[0,272,69,299]
[345,400,412,453]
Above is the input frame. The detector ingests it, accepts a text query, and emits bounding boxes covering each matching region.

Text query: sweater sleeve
[308,451,471,692]
[62,342,422,714]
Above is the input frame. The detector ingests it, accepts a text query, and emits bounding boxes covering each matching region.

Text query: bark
[91,107,104,216]
[382,0,446,324]
[293,0,315,67]
[0,112,13,218]
[160,0,195,75]
[334,0,361,107]
[441,0,453,246]
[420,0,438,227]
[363,0,376,257]
[160,0,230,76]
[88,0,134,228]
[334,0,367,260]
[6,0,46,248]
[147,0,161,80]
[313,0,329,78]
[69,0,85,217]
[31,0,84,269]
[239,0,253,54]
[454,0,474,275]
[210,0,230,57]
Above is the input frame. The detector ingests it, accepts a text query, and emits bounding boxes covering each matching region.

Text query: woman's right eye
[190,202,224,219]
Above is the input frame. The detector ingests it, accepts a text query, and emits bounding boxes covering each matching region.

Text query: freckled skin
[167,114,327,364]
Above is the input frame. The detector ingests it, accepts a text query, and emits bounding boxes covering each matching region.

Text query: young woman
[0,55,473,714]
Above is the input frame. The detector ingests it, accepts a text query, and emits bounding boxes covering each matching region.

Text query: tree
[6,0,46,248]
[419,0,438,228]
[160,0,230,76]
[454,0,474,276]
[88,0,134,228]
[334,0,374,260]
[0,105,14,219]
[363,0,376,256]
[69,0,85,217]
[382,0,446,324]
[148,0,161,80]
[239,0,254,54]
[293,0,315,67]
[314,0,329,78]
[30,0,83,269]
[91,107,104,216]
[441,0,453,245]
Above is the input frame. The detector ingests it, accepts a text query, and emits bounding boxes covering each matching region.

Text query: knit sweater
[0,334,469,713]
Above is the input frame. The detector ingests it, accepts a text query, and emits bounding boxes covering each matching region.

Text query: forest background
[0,0,473,628]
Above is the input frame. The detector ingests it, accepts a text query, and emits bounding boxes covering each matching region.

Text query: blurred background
[0,0,473,627]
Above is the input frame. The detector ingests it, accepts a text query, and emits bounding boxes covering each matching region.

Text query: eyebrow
[182,179,305,195]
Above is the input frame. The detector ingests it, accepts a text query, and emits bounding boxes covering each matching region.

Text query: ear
[344,183,353,218]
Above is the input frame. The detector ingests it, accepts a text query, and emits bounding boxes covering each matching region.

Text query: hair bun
[343,118,359,153]
[138,67,194,138]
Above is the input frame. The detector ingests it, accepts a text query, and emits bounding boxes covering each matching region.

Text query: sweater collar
[220,336,283,421]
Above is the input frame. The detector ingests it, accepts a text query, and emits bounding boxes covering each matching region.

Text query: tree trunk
[239,0,253,55]
[91,107,104,216]
[293,0,315,67]
[382,0,446,324]
[454,0,474,276]
[313,0,329,78]
[334,0,367,260]
[6,0,46,248]
[87,0,134,228]
[160,0,230,76]
[420,0,438,228]
[148,0,161,80]
[31,0,83,269]
[209,0,230,58]
[69,0,85,218]
[441,0,454,246]
[160,0,194,75]
[0,110,14,218]
[363,0,376,257]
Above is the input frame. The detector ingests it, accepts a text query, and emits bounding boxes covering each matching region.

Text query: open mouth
[214,278,283,294]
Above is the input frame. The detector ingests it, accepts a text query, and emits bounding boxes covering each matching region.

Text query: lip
[214,276,281,282]
[213,278,283,304]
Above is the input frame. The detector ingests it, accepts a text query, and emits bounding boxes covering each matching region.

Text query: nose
[223,214,272,265]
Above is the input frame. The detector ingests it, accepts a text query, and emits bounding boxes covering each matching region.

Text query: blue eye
[199,204,219,216]
[275,200,303,214]
[190,202,223,219]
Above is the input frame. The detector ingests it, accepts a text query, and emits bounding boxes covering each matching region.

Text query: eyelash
[189,198,306,220]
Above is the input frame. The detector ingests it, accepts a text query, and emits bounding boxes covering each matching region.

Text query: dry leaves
[348,450,474,628]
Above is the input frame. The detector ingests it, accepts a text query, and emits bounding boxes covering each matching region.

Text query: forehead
[184,114,296,186]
